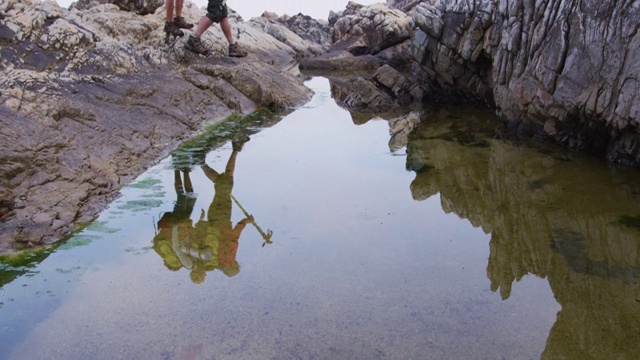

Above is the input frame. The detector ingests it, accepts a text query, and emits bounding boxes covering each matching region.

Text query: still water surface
[0,78,639,359]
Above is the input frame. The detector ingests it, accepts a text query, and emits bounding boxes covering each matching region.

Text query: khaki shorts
[206,0,228,23]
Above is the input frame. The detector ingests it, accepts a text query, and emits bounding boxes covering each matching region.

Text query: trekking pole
[230,194,273,246]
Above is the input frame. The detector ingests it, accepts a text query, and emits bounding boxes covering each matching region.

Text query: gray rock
[410,0,640,167]
[388,0,422,13]
[330,2,414,56]
[301,2,424,109]
[267,12,331,50]
[72,0,163,15]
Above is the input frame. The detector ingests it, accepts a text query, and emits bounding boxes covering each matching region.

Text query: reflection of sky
[0,77,560,360]
[53,0,384,20]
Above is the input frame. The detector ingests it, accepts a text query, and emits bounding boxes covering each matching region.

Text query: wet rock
[299,50,383,71]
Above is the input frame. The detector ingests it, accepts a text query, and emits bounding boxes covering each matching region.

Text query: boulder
[268,12,332,50]
[301,2,424,110]
[330,2,414,56]
[388,0,422,13]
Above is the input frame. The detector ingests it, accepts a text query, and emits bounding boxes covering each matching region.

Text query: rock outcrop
[302,0,640,168]
[301,2,425,113]
[72,0,163,15]
[410,0,640,167]
[0,0,316,252]
[260,11,331,50]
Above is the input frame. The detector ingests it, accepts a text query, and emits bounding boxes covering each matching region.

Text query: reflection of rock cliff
[303,1,640,168]
[0,0,316,251]
[406,110,640,359]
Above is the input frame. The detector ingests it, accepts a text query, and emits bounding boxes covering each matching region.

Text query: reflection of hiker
[153,170,197,271]
[153,138,256,284]
[188,138,254,283]
[184,0,248,57]
[164,0,193,38]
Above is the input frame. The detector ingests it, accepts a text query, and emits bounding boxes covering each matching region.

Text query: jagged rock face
[249,14,325,56]
[0,0,315,252]
[411,0,640,167]
[388,0,422,13]
[411,0,495,103]
[261,12,331,50]
[72,0,163,15]
[301,2,424,114]
[330,2,414,56]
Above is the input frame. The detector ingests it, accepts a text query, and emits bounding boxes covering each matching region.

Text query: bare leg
[165,0,174,22]
[220,17,235,44]
[194,16,214,37]
[175,0,183,17]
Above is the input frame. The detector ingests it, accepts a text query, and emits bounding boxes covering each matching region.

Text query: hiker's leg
[194,16,214,37]
[175,0,183,17]
[220,17,234,44]
[165,0,174,22]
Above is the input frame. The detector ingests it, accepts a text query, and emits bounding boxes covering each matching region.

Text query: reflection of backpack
[193,221,221,271]
[152,231,182,271]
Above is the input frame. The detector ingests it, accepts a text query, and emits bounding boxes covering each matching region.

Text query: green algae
[116,199,162,212]
[127,178,162,189]
[84,221,120,234]
[57,235,101,250]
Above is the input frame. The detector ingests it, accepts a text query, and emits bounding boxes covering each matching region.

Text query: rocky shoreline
[2,0,640,253]
[0,0,319,252]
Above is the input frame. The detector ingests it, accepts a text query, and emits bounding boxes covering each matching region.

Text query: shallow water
[1,77,639,359]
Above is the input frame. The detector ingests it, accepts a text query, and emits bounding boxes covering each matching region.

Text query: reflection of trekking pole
[231,194,273,247]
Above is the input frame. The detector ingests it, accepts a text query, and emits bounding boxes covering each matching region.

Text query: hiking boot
[164,21,183,37]
[173,16,193,29]
[232,136,250,151]
[184,35,210,55]
[228,42,247,57]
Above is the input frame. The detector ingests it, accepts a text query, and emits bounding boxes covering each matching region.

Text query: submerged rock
[0,0,315,252]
